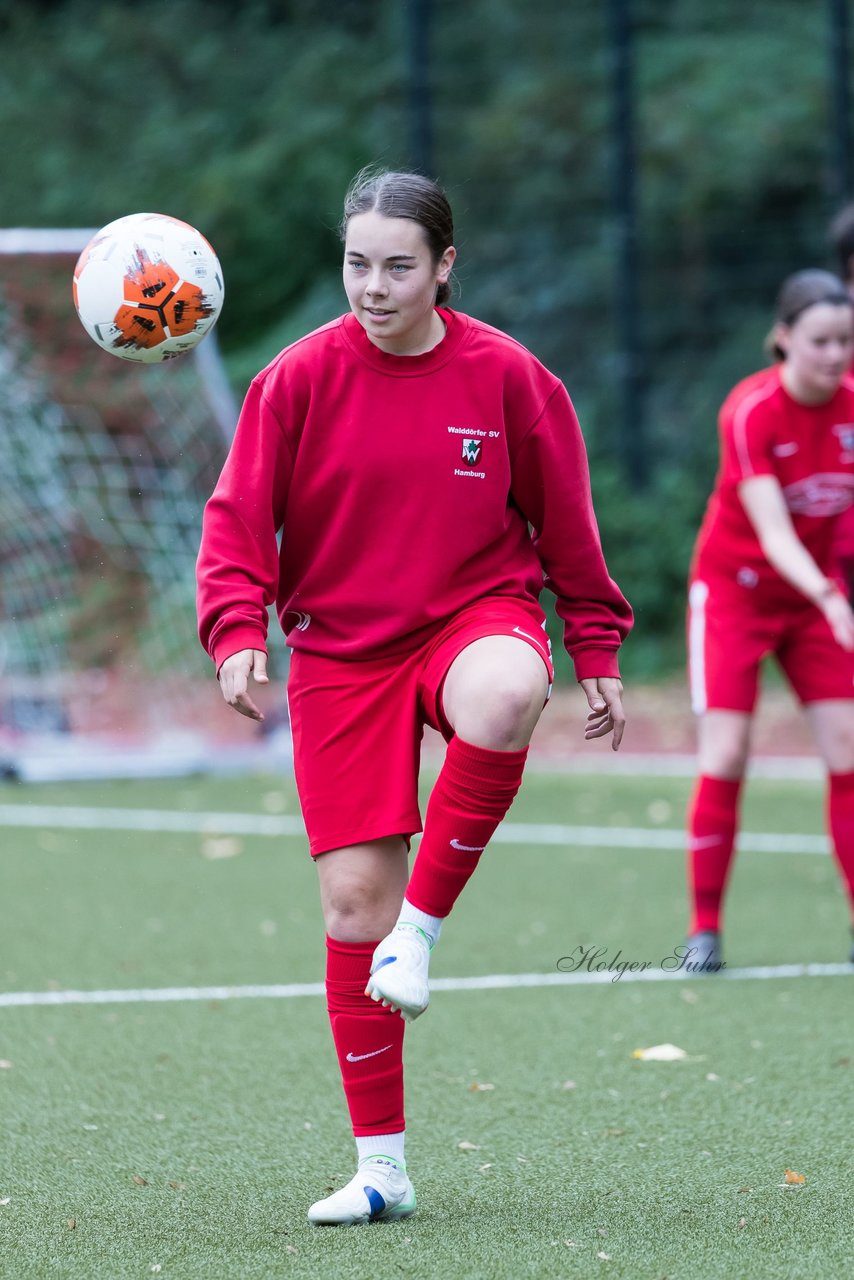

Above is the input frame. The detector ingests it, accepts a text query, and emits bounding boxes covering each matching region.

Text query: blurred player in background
[685,269,854,971]
[196,168,632,1226]
[830,203,854,593]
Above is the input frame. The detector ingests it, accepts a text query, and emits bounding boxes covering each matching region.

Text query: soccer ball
[72,212,224,363]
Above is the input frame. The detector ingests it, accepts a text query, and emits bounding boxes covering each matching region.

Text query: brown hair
[340,168,456,306]
[765,269,852,360]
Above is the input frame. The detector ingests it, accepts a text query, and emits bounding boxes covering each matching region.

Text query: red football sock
[687,774,743,933]
[405,736,528,918]
[827,771,854,924]
[325,936,405,1137]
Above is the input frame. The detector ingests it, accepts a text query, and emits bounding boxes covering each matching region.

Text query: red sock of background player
[401,737,528,935]
[827,771,854,926]
[687,774,742,934]
[325,936,406,1164]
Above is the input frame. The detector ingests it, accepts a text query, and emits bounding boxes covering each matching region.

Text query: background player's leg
[368,636,549,1021]
[309,839,415,1225]
[804,700,854,946]
[686,710,751,963]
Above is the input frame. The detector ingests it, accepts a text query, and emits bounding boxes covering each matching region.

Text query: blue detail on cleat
[364,1186,387,1218]
[373,955,396,971]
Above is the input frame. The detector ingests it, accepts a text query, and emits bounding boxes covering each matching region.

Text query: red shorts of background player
[287,595,555,856]
[687,576,854,714]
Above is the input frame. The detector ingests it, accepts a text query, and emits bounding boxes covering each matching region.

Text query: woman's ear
[772,321,790,357]
[437,245,456,282]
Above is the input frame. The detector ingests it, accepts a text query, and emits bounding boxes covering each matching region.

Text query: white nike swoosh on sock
[346,1044,394,1063]
[450,838,486,851]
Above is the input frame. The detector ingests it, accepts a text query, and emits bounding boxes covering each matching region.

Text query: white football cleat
[307,1156,416,1226]
[365,925,431,1022]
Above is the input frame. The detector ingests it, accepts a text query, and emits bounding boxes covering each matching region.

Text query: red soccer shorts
[687,577,854,714]
[286,595,555,856]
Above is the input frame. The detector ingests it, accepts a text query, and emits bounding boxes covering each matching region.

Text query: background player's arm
[739,474,854,650]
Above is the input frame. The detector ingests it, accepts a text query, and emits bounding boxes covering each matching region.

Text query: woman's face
[775,301,854,403]
[343,210,455,355]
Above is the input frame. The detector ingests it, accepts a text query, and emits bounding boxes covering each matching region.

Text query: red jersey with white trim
[691,365,854,595]
[197,309,632,679]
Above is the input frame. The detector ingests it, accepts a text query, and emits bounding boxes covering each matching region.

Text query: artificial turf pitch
[1,770,851,1279]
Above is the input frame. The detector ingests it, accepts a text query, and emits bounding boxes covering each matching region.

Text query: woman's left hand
[580,677,626,751]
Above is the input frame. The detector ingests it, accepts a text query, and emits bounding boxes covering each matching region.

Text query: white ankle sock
[396,898,443,947]
[356,1132,406,1166]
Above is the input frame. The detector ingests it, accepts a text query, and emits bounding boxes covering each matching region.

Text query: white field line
[0,962,851,1009]
[0,804,830,855]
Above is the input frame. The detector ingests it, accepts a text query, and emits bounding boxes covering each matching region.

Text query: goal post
[0,229,289,781]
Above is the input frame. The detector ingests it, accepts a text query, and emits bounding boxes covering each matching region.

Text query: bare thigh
[441,635,551,750]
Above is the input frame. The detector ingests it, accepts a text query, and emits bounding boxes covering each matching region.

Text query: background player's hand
[820,588,854,652]
[580,676,626,750]
[218,648,269,720]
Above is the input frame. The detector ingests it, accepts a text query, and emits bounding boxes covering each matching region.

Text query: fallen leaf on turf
[738,1186,751,1193]
[632,1044,688,1061]
[516,1155,529,1163]
[168,1181,185,1190]
[478,1163,493,1172]
[738,1217,747,1230]
[67,1218,77,1230]
[468,1082,495,1091]
[784,1169,806,1185]
[201,836,242,860]
[564,1240,576,1247]
[285,1245,298,1255]
[457,1141,480,1151]
[597,1251,612,1260]
[0,1199,10,1206]
[132,1175,148,1186]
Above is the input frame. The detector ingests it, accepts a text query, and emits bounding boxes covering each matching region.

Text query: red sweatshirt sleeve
[509,383,633,681]
[196,377,293,670]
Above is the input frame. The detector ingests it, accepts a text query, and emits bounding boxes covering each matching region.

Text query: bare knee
[696,711,751,779]
[316,838,408,942]
[456,672,545,750]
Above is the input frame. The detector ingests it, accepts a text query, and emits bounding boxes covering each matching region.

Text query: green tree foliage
[0,0,844,675]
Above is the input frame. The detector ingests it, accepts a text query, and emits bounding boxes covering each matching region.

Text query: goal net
[0,230,289,780]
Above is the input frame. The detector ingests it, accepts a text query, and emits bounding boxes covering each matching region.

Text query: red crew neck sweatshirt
[197,309,632,679]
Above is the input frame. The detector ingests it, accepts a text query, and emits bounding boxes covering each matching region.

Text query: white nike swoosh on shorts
[512,625,548,654]
[346,1044,394,1063]
[450,838,486,851]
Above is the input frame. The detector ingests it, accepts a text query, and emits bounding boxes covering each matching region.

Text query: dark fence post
[828,0,853,205]
[407,0,434,176]
[607,0,646,488]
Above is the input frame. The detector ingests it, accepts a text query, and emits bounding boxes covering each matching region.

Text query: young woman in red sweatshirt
[197,168,632,1225]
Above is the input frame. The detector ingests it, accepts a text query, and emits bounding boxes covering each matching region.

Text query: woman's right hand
[818,585,854,652]
[217,648,269,720]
